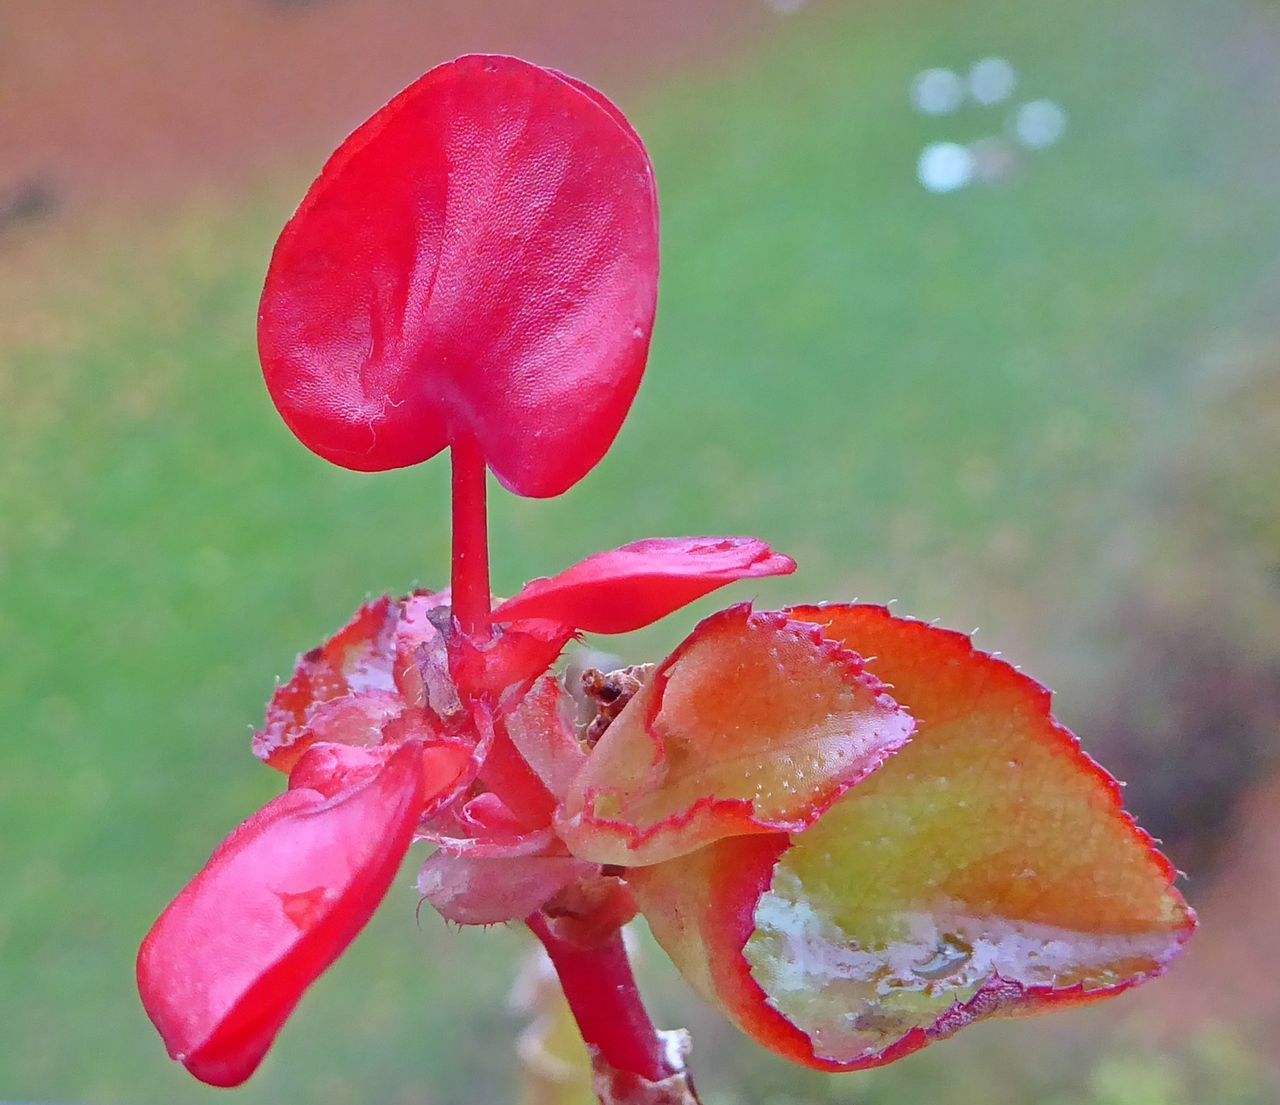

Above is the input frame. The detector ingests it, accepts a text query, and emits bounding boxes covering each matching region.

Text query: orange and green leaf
[632,605,1194,1071]
[558,605,911,866]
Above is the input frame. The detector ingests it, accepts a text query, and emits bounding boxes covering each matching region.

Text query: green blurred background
[2,0,1278,1101]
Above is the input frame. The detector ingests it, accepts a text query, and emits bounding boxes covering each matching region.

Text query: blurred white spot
[764,0,808,12]
[917,142,974,193]
[968,57,1018,106]
[909,68,964,115]
[1014,99,1068,150]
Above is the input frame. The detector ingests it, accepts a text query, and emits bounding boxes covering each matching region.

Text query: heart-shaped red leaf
[259,55,659,497]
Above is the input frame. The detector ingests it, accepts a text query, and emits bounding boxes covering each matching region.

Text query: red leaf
[447,618,577,704]
[494,537,796,633]
[631,605,1194,1071]
[255,591,472,776]
[288,738,474,804]
[259,55,659,497]
[137,743,436,1086]
[255,598,400,772]
[479,717,561,831]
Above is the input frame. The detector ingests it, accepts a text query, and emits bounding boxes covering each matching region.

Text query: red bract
[137,740,468,1086]
[259,54,659,498]
[138,530,798,1087]
[253,596,403,773]
[494,536,796,633]
[140,53,1193,1104]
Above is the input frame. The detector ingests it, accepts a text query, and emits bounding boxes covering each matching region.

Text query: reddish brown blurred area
[1144,772,1280,1058]
[1,0,769,215]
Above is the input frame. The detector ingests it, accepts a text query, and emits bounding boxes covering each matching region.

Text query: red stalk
[526,913,671,1082]
[450,436,492,639]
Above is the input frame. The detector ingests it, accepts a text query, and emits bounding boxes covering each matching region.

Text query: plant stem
[526,913,671,1083]
[450,435,491,639]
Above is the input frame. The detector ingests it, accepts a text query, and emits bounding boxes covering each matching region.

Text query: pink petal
[494,537,796,633]
[418,851,594,926]
[417,788,564,859]
[137,743,431,1086]
[259,55,659,498]
[504,675,587,800]
[460,792,527,834]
